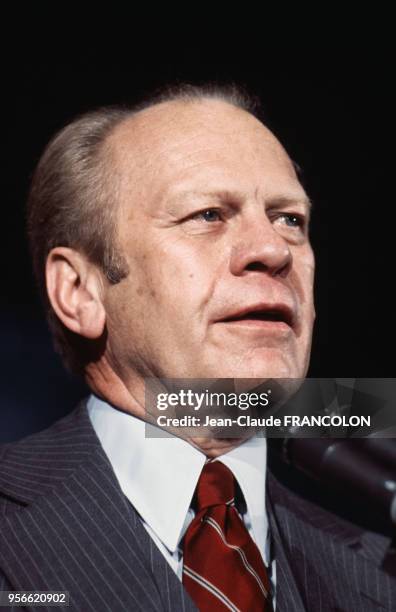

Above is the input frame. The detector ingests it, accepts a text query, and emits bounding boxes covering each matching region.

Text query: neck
[85,358,251,458]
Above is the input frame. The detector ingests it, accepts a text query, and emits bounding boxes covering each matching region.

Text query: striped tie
[182,460,272,612]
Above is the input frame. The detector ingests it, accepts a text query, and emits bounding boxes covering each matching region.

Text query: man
[0,84,394,611]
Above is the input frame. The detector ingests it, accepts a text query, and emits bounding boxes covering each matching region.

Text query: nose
[229,214,292,278]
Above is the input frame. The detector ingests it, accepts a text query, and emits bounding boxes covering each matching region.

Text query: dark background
[1,43,394,442]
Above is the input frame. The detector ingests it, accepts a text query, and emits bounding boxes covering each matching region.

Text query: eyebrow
[265,194,313,211]
[168,189,244,205]
[167,189,313,211]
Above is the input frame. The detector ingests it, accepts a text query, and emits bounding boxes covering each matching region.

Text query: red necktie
[182,460,272,611]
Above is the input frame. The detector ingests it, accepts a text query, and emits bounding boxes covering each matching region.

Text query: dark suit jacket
[0,400,395,611]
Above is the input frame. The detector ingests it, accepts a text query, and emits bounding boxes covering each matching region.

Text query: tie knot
[195,461,235,512]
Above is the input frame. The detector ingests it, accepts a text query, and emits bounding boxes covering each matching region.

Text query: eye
[277,213,305,229]
[194,208,223,223]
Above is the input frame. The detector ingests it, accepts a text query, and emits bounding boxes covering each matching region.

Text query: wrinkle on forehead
[107,98,294,177]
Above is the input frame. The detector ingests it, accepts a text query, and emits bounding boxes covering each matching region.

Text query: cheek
[148,242,225,313]
[292,249,315,305]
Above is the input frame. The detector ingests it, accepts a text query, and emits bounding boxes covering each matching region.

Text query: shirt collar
[87,394,267,556]
[88,394,206,552]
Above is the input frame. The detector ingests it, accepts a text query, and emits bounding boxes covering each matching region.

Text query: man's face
[102,99,315,386]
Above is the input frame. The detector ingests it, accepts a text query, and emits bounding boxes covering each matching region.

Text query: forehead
[106,99,303,209]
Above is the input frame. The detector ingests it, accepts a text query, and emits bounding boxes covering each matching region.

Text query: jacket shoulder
[0,398,100,515]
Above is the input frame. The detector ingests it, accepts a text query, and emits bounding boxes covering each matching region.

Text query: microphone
[269,438,396,528]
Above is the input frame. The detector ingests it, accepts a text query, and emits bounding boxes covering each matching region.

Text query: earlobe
[46,247,106,339]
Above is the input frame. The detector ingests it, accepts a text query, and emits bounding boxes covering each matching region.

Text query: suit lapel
[266,474,309,612]
[267,468,396,612]
[0,402,197,612]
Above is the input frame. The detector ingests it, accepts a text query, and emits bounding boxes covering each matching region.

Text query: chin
[188,435,252,458]
[212,353,303,381]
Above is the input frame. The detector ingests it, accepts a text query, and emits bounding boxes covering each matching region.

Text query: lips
[217,303,295,328]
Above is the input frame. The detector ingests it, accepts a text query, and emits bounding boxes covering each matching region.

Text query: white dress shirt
[87,393,276,603]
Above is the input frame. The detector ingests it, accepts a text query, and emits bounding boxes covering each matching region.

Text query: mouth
[217,304,295,330]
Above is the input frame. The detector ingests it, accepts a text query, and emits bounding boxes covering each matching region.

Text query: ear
[46,247,106,339]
